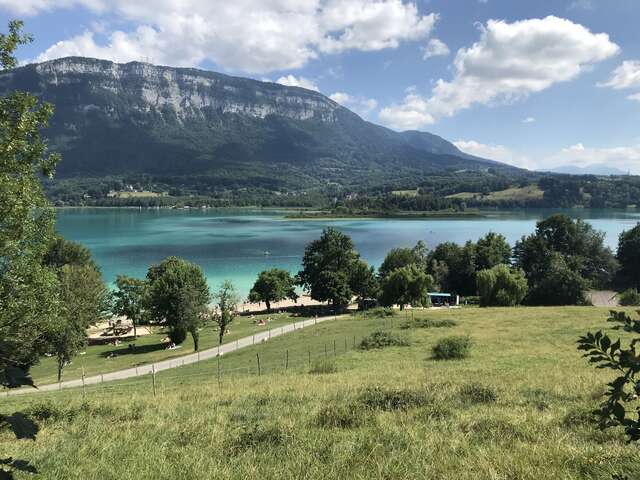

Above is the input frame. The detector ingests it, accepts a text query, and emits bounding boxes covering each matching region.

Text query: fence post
[285,350,289,371]
[353,335,356,349]
[81,367,86,400]
[256,353,261,376]
[217,351,221,387]
[252,334,255,345]
[308,350,311,368]
[269,329,271,339]
[333,340,336,357]
[151,364,156,397]
[344,338,348,352]
[325,344,327,357]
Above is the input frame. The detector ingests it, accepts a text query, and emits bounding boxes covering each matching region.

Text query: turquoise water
[55,208,640,297]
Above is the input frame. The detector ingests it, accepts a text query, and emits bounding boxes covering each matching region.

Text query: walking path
[7,313,342,396]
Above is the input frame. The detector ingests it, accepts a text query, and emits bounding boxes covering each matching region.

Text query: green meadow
[3,306,639,479]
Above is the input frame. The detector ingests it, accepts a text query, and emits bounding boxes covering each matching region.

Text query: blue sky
[1,0,639,172]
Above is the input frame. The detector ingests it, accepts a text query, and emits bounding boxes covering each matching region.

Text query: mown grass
[29,311,307,385]
[3,306,640,479]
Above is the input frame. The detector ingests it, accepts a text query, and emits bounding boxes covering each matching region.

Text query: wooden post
[344,338,347,352]
[252,334,255,345]
[353,335,356,349]
[217,352,221,387]
[308,350,311,368]
[325,344,327,357]
[269,329,271,339]
[256,353,261,376]
[285,350,289,371]
[81,367,86,400]
[333,340,336,357]
[151,364,156,397]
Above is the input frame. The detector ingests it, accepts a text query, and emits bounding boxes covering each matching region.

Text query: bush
[618,288,640,306]
[358,386,429,411]
[362,307,396,317]
[401,318,457,329]
[359,330,409,350]
[315,402,368,428]
[459,383,498,404]
[431,336,472,360]
[168,326,187,344]
[309,359,338,374]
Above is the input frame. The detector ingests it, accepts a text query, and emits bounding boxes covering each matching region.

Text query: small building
[428,292,459,307]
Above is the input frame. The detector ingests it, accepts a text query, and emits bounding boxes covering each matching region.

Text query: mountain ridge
[0,57,518,188]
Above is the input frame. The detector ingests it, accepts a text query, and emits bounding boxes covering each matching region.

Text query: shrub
[363,307,396,317]
[168,326,187,344]
[618,288,640,306]
[358,386,429,411]
[459,383,498,404]
[309,359,338,374]
[431,336,472,360]
[401,318,457,329]
[359,330,409,350]
[315,402,368,428]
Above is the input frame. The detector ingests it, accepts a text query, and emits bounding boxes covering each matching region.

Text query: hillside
[5,307,639,479]
[0,57,516,190]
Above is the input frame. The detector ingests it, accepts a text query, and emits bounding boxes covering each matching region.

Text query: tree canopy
[112,275,147,338]
[248,268,297,313]
[616,223,640,289]
[475,232,511,271]
[379,264,433,310]
[476,264,528,307]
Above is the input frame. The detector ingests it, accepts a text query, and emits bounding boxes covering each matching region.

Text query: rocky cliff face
[0,57,506,185]
[25,57,341,123]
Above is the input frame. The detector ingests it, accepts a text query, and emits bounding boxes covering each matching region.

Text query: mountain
[544,164,628,176]
[0,57,517,189]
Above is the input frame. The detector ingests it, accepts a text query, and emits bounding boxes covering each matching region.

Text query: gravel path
[7,314,341,396]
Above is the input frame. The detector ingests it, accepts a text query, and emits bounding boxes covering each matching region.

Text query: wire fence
[3,312,394,404]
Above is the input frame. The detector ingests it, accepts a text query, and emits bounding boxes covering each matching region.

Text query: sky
[0,0,639,173]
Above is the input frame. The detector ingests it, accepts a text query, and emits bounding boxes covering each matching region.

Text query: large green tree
[298,227,360,307]
[379,264,434,310]
[43,235,97,270]
[378,241,428,279]
[0,20,61,389]
[476,264,528,307]
[145,256,210,351]
[427,241,476,295]
[616,223,640,289]
[112,275,147,338]
[248,268,297,313]
[350,259,379,310]
[213,280,239,345]
[475,232,511,271]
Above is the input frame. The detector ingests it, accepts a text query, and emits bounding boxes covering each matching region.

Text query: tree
[525,254,589,306]
[378,241,428,279]
[213,280,239,345]
[475,232,511,271]
[616,223,640,289]
[476,264,528,307]
[379,265,434,310]
[145,256,210,351]
[298,228,360,307]
[349,259,379,310]
[43,235,97,270]
[51,264,110,381]
[428,241,476,295]
[248,268,297,313]
[578,310,640,442]
[112,275,147,338]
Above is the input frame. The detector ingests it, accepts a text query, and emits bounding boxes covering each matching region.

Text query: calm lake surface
[56,208,640,297]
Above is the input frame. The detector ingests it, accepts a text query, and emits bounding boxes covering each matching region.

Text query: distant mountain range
[0,57,519,189]
[542,164,629,176]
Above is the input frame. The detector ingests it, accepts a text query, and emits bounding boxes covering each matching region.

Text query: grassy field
[447,185,544,202]
[3,306,639,479]
[29,311,308,385]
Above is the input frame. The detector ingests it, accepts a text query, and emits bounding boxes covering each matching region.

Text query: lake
[56,208,640,297]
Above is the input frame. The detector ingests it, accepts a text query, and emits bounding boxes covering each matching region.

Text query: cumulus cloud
[599,60,640,90]
[329,91,378,117]
[379,16,619,130]
[275,75,319,91]
[454,140,531,169]
[422,38,449,59]
[5,0,438,73]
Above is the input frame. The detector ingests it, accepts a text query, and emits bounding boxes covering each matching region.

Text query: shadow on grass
[99,342,167,358]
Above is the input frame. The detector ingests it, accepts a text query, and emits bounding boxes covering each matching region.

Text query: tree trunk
[266,300,271,313]
[57,359,63,383]
[400,303,405,311]
[133,319,137,339]
[192,330,199,352]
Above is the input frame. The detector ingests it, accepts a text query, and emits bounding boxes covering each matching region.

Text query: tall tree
[476,264,528,307]
[349,259,379,310]
[43,235,97,270]
[112,275,147,338]
[475,232,511,271]
[213,280,239,345]
[298,227,360,307]
[145,256,210,351]
[52,264,110,381]
[0,20,61,389]
[248,268,297,313]
[428,241,477,295]
[378,241,428,279]
[616,223,640,289]
[379,265,433,310]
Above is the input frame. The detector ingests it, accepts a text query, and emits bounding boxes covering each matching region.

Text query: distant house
[428,292,459,307]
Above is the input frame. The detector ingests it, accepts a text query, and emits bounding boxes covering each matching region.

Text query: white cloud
[628,93,640,102]
[379,16,619,130]
[7,0,438,73]
[329,91,378,117]
[599,60,640,90]
[422,38,449,59]
[547,143,640,173]
[275,75,319,91]
[522,116,536,123]
[453,140,531,169]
